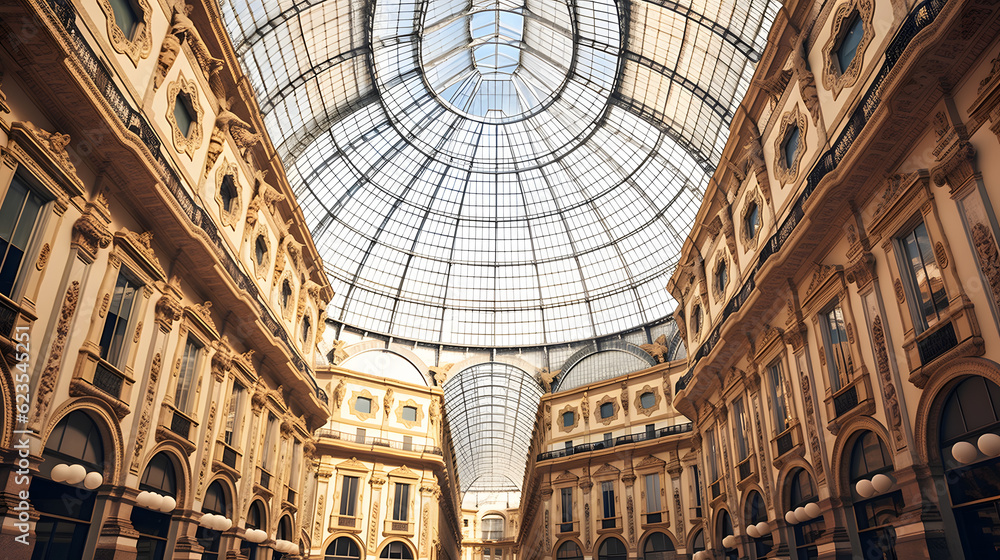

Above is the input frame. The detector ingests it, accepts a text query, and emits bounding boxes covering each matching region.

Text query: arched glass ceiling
[442,362,542,493]
[220,0,781,348]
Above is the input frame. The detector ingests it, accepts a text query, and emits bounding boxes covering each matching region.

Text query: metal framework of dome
[220,0,780,349]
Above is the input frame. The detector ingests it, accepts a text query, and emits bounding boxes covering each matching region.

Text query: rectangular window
[174,337,202,413]
[224,383,245,446]
[768,361,789,433]
[692,466,703,518]
[262,414,277,467]
[898,222,948,332]
[99,271,140,365]
[603,432,613,445]
[601,481,616,528]
[339,476,359,516]
[289,440,302,489]
[0,174,44,298]
[393,483,410,521]
[109,0,139,38]
[356,427,366,442]
[732,398,748,461]
[600,402,614,418]
[403,435,412,451]
[645,423,656,438]
[706,429,719,481]
[644,474,661,523]
[562,411,574,427]
[560,487,573,529]
[564,440,573,451]
[822,304,853,391]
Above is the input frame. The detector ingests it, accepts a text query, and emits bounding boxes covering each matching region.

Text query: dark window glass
[746,491,773,559]
[563,411,575,427]
[281,280,292,309]
[197,482,227,560]
[556,542,582,560]
[768,361,789,433]
[692,305,702,333]
[0,175,44,297]
[898,222,948,332]
[560,487,573,525]
[600,402,614,418]
[645,474,661,523]
[823,305,852,391]
[783,126,800,168]
[640,392,655,409]
[790,469,821,560]
[402,406,417,422]
[836,13,864,73]
[99,271,139,365]
[849,432,900,560]
[716,262,727,294]
[643,532,675,560]
[326,537,361,560]
[732,398,748,461]
[482,515,504,540]
[379,542,413,559]
[598,537,627,560]
[601,481,616,525]
[393,483,410,521]
[109,0,140,38]
[745,202,759,239]
[340,476,359,516]
[302,315,311,344]
[174,93,195,137]
[356,397,372,414]
[224,383,245,446]
[717,510,737,560]
[175,337,202,413]
[44,410,104,471]
[255,236,267,265]
[220,175,237,213]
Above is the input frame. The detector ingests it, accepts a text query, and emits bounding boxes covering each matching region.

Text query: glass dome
[220,0,779,347]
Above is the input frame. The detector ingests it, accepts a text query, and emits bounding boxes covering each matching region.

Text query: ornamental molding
[821,0,875,99]
[802,263,844,305]
[639,334,672,363]
[395,398,424,429]
[72,205,113,264]
[165,73,203,159]
[554,470,579,484]
[634,455,666,472]
[349,390,378,422]
[740,191,763,250]
[593,463,621,480]
[557,404,579,433]
[773,105,808,185]
[98,0,153,65]
[388,464,419,479]
[251,224,271,280]
[8,121,84,200]
[594,394,619,426]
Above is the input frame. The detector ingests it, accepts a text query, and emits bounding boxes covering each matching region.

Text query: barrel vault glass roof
[220,0,780,350]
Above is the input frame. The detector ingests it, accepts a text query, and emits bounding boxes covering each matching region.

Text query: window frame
[0,172,48,301]
[894,220,949,333]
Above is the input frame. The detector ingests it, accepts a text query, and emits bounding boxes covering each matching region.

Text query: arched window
[326,537,361,560]
[133,453,178,560]
[243,501,266,560]
[598,537,627,560]
[482,514,504,540]
[31,410,106,560]
[788,469,821,560]
[938,376,1000,555]
[275,515,295,559]
[642,532,676,560]
[556,541,583,560]
[716,510,737,560]
[197,481,228,560]
[745,491,772,559]
[379,542,413,559]
[690,529,705,554]
[848,431,900,559]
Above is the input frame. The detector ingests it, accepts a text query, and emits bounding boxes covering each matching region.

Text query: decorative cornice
[821,0,875,99]
[71,206,113,264]
[165,73,203,159]
[639,334,672,363]
[98,0,152,65]
[114,228,166,281]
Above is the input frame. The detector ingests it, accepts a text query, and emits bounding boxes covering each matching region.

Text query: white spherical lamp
[871,474,894,495]
[159,495,177,512]
[136,491,151,508]
[50,464,70,483]
[148,493,165,511]
[978,433,1000,457]
[855,478,875,498]
[722,535,735,549]
[746,524,760,539]
[65,464,87,485]
[692,552,704,560]
[755,521,770,535]
[952,441,978,464]
[200,513,214,528]
[794,506,810,524]
[250,529,265,543]
[804,502,821,519]
[83,471,103,490]
[221,517,233,531]
[784,511,798,525]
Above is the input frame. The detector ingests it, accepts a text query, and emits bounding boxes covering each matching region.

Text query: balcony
[642,512,665,526]
[824,373,875,434]
[598,516,620,532]
[70,346,133,418]
[213,440,242,476]
[0,293,20,341]
[709,477,723,501]
[735,455,755,485]
[315,429,442,455]
[384,519,414,536]
[903,297,984,387]
[771,424,803,467]
[537,423,693,461]
[257,467,272,492]
[556,520,578,535]
[332,514,361,532]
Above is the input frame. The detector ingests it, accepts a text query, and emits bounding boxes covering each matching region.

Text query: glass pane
[836,14,864,73]
[174,95,194,137]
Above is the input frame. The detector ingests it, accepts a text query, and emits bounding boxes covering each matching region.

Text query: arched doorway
[275,515,296,559]
[690,528,705,555]
[31,410,107,560]
[133,452,179,560]
[327,537,362,560]
[745,491,772,559]
[848,431,901,559]
[642,532,676,560]
[243,500,266,560]
[787,469,821,560]
[197,481,229,560]
[716,510,736,560]
[597,537,627,560]
[937,375,1000,554]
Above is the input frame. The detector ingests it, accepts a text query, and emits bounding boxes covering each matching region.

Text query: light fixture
[784,511,798,525]
[755,521,770,535]
[794,506,810,523]
[978,433,1000,457]
[951,441,978,464]
[855,479,875,498]
[84,471,104,490]
[803,502,821,519]
[50,464,70,483]
[870,474,894,495]
[245,528,267,543]
[65,464,87,485]
[722,535,736,548]
[746,524,760,539]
